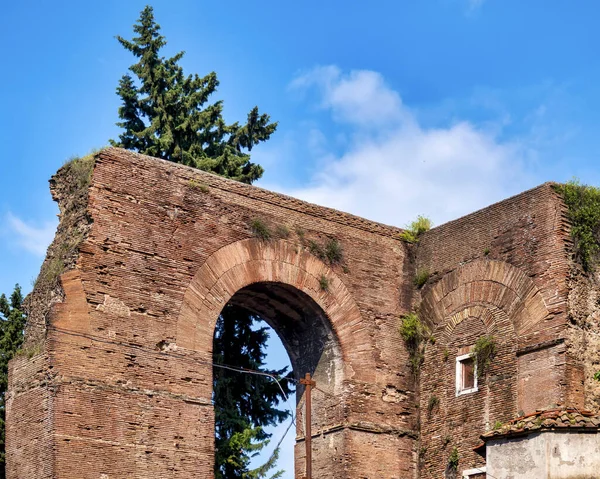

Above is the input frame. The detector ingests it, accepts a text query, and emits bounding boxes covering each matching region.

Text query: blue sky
[2,0,600,476]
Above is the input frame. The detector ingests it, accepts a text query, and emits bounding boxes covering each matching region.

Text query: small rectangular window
[462,357,475,389]
[456,353,478,396]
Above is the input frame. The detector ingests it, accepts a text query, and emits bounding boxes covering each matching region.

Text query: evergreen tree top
[111,5,277,184]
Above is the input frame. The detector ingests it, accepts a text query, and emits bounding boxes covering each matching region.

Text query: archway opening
[212,281,343,479]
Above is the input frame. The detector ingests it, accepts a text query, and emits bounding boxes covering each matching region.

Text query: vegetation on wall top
[554,180,600,272]
[400,215,432,244]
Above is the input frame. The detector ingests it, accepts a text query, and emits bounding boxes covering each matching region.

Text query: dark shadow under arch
[228,281,343,397]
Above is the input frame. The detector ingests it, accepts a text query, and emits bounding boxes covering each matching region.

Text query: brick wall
[8,148,416,478]
[7,149,590,478]
[416,183,577,477]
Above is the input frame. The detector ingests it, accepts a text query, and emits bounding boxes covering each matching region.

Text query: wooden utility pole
[299,372,316,479]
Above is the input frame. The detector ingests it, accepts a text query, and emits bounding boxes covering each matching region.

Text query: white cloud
[290,66,411,128]
[6,212,57,256]
[268,66,536,229]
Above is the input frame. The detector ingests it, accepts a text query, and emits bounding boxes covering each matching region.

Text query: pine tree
[113,7,289,478]
[0,285,27,477]
[111,5,276,184]
[214,305,292,479]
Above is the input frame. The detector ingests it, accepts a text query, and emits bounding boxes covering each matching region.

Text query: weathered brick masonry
[5,148,593,478]
[415,184,579,477]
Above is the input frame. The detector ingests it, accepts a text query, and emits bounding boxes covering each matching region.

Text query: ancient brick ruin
[6,148,599,478]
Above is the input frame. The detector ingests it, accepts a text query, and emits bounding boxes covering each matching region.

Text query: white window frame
[462,466,486,478]
[455,352,478,396]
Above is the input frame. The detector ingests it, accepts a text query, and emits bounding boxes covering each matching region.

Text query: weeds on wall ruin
[471,335,497,379]
[427,395,440,417]
[249,219,349,283]
[319,274,330,291]
[399,312,429,375]
[250,218,272,241]
[555,181,600,410]
[413,268,430,289]
[444,447,459,479]
[400,215,432,244]
[187,178,209,193]
[308,237,344,265]
[275,224,290,238]
[554,180,600,272]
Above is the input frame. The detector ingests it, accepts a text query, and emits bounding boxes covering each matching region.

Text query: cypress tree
[113,7,290,478]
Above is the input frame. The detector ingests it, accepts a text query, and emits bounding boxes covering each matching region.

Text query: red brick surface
[8,149,414,478]
[6,150,590,478]
[416,184,577,477]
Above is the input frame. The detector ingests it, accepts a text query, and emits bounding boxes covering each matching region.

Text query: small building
[477,408,600,479]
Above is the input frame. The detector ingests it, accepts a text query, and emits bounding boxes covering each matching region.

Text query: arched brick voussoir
[176,238,371,380]
[422,259,551,337]
[438,304,509,344]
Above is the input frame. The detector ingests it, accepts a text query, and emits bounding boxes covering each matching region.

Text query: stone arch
[175,238,370,380]
[439,304,507,344]
[418,258,558,444]
[174,237,372,477]
[420,259,550,338]
[419,261,537,475]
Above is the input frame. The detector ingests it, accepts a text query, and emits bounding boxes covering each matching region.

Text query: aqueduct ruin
[7,148,594,478]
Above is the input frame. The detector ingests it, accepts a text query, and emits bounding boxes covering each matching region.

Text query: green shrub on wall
[445,447,459,478]
[250,219,271,241]
[554,180,600,272]
[471,335,496,378]
[399,215,432,244]
[413,268,430,288]
[399,312,429,374]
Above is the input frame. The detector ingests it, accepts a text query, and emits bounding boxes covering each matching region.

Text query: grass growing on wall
[399,312,429,374]
[471,335,496,378]
[250,218,272,241]
[319,275,329,291]
[324,238,343,265]
[307,237,345,266]
[427,395,440,417]
[554,180,600,272]
[400,215,432,244]
[413,268,430,288]
[446,447,459,478]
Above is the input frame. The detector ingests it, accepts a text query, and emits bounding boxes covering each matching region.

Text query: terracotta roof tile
[480,407,600,441]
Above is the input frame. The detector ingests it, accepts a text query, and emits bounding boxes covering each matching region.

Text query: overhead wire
[46,324,298,425]
[46,325,497,477]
